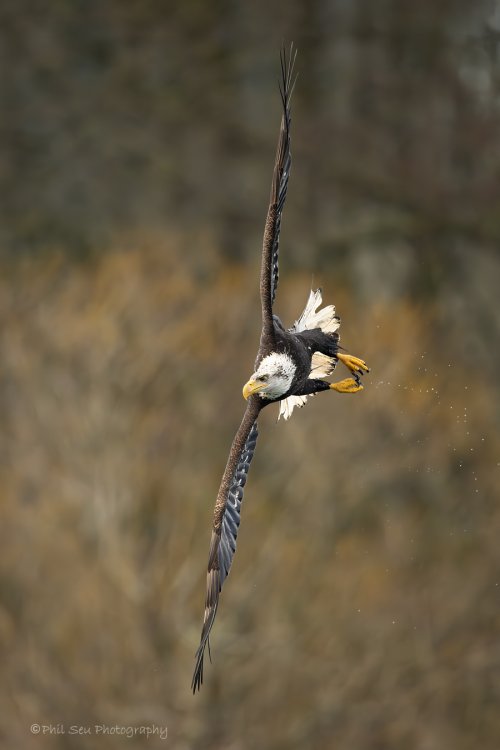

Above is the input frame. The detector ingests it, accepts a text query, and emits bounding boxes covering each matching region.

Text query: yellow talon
[337,353,370,375]
[329,377,364,394]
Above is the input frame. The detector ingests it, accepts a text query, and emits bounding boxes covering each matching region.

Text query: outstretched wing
[260,44,297,340]
[192,398,261,692]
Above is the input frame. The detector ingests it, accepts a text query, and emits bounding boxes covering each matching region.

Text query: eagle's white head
[242,352,296,401]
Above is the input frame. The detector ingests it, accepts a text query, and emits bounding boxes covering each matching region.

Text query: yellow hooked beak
[242,378,266,400]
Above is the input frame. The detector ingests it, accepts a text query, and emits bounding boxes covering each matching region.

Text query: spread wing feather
[260,44,297,339]
[193,46,297,694]
[192,400,261,692]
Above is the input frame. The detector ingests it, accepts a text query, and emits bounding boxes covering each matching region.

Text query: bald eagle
[192,46,369,692]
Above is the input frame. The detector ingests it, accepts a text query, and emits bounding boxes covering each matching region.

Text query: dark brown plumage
[191,398,261,692]
[191,47,296,693]
[192,45,369,692]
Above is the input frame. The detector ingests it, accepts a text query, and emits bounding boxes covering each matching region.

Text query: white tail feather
[292,289,340,334]
[279,290,340,420]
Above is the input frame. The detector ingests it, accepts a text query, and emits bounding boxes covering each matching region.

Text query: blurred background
[1,1,499,748]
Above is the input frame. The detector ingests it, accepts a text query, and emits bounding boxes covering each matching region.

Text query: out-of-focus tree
[0,2,499,749]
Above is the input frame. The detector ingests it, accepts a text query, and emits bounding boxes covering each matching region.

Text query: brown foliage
[0,238,498,749]
[1,1,500,746]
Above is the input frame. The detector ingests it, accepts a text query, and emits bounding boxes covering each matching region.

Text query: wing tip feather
[192,409,259,693]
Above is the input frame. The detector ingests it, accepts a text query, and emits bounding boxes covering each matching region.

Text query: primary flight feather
[192,45,369,692]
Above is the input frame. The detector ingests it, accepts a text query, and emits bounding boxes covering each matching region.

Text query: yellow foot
[337,352,370,376]
[329,377,364,394]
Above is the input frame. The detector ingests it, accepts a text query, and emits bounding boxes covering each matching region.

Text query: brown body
[191,46,369,692]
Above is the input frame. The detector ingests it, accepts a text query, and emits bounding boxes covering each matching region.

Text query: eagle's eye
[259,373,269,382]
